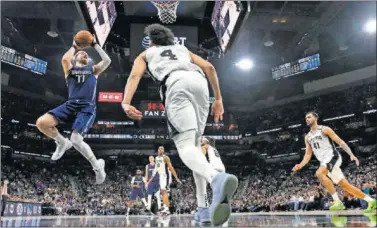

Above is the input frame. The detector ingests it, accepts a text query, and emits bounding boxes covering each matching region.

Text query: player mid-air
[147,146,181,215]
[127,170,149,216]
[36,32,110,184]
[292,111,376,213]
[121,24,238,226]
[194,137,226,224]
[145,155,162,213]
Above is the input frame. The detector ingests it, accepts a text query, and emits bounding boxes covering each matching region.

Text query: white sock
[332,193,340,201]
[70,132,99,169]
[173,130,218,183]
[147,195,152,210]
[127,207,130,214]
[363,195,373,202]
[142,198,148,208]
[156,192,161,210]
[53,132,66,144]
[193,171,208,208]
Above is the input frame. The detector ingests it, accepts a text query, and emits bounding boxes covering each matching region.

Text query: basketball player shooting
[147,146,181,215]
[292,112,376,213]
[121,24,238,226]
[145,155,162,213]
[36,32,110,184]
[194,137,226,224]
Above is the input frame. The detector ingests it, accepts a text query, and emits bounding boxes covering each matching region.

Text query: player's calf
[70,132,106,184]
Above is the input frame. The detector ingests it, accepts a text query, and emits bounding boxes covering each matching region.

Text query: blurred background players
[145,155,162,213]
[148,146,181,215]
[35,35,110,184]
[194,137,226,224]
[127,170,149,216]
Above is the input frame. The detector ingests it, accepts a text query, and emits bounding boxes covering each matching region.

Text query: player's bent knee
[70,132,84,146]
[338,178,348,187]
[36,114,56,129]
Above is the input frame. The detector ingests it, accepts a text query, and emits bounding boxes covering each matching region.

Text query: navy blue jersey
[131,175,144,190]
[66,65,97,103]
[147,164,159,182]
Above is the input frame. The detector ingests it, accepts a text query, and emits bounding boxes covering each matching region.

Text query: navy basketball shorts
[48,100,96,135]
[148,181,160,195]
[130,189,145,201]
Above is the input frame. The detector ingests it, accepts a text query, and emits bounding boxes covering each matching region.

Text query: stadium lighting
[236,59,253,70]
[364,19,376,33]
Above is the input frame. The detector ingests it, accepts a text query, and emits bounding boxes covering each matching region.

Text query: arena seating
[1,83,376,214]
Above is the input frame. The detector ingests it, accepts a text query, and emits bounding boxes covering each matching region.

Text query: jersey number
[160,50,178,60]
[313,142,320,150]
[77,75,85,83]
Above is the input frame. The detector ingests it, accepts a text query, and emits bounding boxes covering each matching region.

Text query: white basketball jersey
[307,125,336,163]
[155,155,167,175]
[207,145,225,172]
[145,44,204,82]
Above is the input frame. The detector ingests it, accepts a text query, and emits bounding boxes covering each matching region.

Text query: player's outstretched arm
[92,37,111,76]
[189,51,224,123]
[189,51,221,101]
[61,40,78,77]
[121,52,147,120]
[322,126,359,166]
[292,135,313,172]
[164,156,181,184]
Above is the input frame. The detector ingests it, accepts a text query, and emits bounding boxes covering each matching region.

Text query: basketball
[74,31,94,48]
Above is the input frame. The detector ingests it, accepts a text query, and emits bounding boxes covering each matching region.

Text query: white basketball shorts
[320,152,345,184]
[159,172,172,190]
[164,70,209,138]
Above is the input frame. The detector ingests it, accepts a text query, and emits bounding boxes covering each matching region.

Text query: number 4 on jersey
[160,49,177,60]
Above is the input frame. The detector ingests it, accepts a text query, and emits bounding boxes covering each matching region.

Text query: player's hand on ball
[91,34,97,47]
[211,99,224,127]
[350,155,359,166]
[72,40,82,50]
[292,164,302,172]
[122,103,143,120]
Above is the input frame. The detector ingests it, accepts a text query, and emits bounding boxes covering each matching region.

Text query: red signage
[139,101,166,118]
[98,92,123,103]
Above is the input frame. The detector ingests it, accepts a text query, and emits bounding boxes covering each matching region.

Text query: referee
[1,179,9,216]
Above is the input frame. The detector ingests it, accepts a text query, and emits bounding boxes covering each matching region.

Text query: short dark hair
[306,111,319,119]
[144,24,175,46]
[206,137,216,147]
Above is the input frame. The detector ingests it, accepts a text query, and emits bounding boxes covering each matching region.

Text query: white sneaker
[51,139,72,160]
[94,159,106,184]
[161,206,170,215]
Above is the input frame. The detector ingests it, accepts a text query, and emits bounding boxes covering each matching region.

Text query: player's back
[66,65,97,103]
[145,44,204,82]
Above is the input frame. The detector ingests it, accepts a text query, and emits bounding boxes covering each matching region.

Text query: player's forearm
[122,74,141,104]
[204,66,222,100]
[62,47,76,63]
[339,141,355,157]
[94,44,111,71]
[299,153,311,167]
[169,167,178,179]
